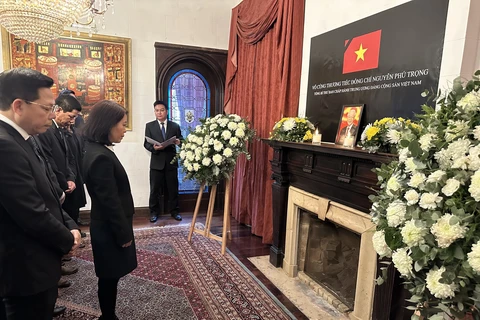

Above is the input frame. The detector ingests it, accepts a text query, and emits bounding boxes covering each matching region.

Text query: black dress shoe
[53,306,66,317]
[171,213,182,221]
[61,265,78,275]
[58,278,71,288]
[150,215,158,222]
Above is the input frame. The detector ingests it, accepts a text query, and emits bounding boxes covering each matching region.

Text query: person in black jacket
[0,68,81,320]
[144,100,182,222]
[82,100,137,320]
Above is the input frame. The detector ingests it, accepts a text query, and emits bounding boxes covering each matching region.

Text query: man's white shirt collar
[0,114,30,140]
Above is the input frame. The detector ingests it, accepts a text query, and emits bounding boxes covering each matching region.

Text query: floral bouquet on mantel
[176,114,255,186]
[269,117,315,143]
[371,71,480,320]
[359,117,421,153]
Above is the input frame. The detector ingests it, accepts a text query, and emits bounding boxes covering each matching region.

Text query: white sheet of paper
[145,136,177,148]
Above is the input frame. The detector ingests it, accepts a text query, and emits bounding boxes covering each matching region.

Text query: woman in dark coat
[82,100,136,320]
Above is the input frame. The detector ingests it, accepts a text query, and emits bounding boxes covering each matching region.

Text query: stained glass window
[168,69,210,194]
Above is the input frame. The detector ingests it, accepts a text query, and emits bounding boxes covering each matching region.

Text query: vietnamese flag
[342,30,382,74]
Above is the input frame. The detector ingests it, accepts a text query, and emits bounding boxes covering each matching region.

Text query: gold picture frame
[1,28,133,130]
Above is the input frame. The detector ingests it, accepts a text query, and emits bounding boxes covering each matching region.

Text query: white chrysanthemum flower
[208,138,215,145]
[372,230,392,258]
[447,138,471,159]
[179,150,186,160]
[231,114,241,122]
[452,156,470,170]
[419,133,437,151]
[386,129,402,144]
[235,128,245,138]
[386,200,407,227]
[426,267,458,299]
[408,172,426,189]
[469,170,480,201]
[195,154,201,162]
[228,122,238,130]
[202,157,212,166]
[193,163,200,171]
[238,122,246,130]
[457,90,480,113]
[196,137,204,146]
[401,220,427,247]
[442,178,461,196]
[186,151,195,161]
[282,118,296,131]
[223,148,233,158]
[404,158,426,173]
[195,125,202,133]
[187,164,193,172]
[202,148,209,156]
[419,192,442,210]
[391,248,413,278]
[404,189,420,205]
[212,154,223,165]
[434,149,452,170]
[221,130,232,140]
[386,175,402,195]
[398,148,410,163]
[426,170,446,184]
[445,120,469,142]
[213,140,223,152]
[218,118,229,127]
[229,137,239,147]
[473,125,480,140]
[431,214,467,248]
[467,241,480,273]
[213,166,220,176]
[210,124,218,131]
[213,131,220,137]
[469,146,480,170]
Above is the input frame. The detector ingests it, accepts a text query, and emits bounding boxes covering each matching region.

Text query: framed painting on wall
[334,104,364,147]
[1,28,132,130]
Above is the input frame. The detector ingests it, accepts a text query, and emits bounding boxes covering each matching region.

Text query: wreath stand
[187,178,232,255]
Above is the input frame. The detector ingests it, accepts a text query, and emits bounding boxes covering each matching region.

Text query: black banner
[305,0,449,142]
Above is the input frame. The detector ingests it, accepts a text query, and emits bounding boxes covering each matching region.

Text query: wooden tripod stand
[187,178,232,255]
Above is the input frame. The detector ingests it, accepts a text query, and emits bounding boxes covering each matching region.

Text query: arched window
[168,69,210,193]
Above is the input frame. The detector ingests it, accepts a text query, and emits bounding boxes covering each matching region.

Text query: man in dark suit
[144,100,183,222]
[38,95,80,221]
[0,68,82,320]
[337,108,358,145]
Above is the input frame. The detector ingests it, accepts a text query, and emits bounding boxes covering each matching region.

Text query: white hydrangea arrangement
[371,72,480,319]
[176,114,255,186]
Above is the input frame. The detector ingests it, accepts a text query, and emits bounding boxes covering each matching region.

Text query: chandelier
[0,0,114,43]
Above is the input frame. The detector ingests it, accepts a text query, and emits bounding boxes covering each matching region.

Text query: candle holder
[312,130,322,145]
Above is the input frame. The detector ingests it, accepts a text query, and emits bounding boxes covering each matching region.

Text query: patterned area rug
[56,225,294,319]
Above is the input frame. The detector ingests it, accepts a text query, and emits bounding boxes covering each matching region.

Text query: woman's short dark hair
[82,100,126,145]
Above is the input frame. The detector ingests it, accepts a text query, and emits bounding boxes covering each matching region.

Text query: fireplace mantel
[263,139,404,320]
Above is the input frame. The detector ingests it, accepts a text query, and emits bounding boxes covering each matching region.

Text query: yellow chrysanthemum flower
[366,126,380,140]
[303,130,313,141]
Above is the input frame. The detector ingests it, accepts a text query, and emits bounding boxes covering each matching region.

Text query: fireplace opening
[298,210,361,310]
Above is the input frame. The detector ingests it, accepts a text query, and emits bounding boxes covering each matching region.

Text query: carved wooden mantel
[263,139,403,319]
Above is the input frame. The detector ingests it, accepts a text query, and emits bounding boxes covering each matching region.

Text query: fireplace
[299,210,360,309]
[264,139,406,320]
[283,186,376,319]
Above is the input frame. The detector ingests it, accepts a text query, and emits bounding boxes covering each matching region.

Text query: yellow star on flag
[355,44,368,62]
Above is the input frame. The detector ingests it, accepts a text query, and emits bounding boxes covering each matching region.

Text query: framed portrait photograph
[1,28,132,130]
[334,104,365,146]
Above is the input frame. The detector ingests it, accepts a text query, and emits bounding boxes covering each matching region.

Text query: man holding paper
[144,100,182,222]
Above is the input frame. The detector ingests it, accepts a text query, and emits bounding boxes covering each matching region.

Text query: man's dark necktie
[160,122,166,140]
[27,136,47,173]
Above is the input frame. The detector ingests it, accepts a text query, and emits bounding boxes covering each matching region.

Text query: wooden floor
[82,213,308,319]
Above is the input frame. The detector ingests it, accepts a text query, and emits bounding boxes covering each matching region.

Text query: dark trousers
[148,167,179,216]
[62,195,80,223]
[98,277,120,320]
[1,285,57,320]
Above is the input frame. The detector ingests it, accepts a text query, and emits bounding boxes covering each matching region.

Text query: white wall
[298,0,480,117]
[0,0,241,209]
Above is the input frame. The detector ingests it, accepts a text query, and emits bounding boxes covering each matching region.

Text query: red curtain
[224,0,305,243]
